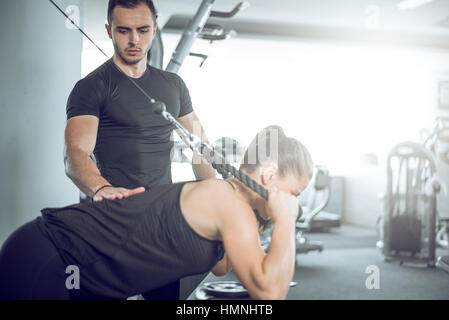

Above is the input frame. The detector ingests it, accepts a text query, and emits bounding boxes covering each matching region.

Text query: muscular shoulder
[72,61,110,95]
[181,179,257,241]
[67,61,112,119]
[201,179,238,202]
[184,179,246,214]
[199,180,255,222]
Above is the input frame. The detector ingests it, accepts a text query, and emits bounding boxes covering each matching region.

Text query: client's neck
[229,176,262,209]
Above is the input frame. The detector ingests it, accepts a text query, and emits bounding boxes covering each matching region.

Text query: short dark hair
[107,0,158,25]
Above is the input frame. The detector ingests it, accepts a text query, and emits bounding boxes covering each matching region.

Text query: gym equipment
[147,28,164,69]
[379,118,449,251]
[436,219,449,249]
[196,281,297,299]
[421,117,449,160]
[298,166,341,232]
[421,117,449,249]
[436,255,449,274]
[166,1,247,73]
[153,102,269,200]
[295,166,331,254]
[203,281,249,299]
[212,137,246,179]
[171,141,192,163]
[379,141,440,266]
[171,137,245,166]
[212,137,246,165]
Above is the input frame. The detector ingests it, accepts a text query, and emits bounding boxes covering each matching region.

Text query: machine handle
[198,30,237,41]
[210,2,250,18]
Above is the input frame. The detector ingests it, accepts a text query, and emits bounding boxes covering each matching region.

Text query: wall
[0,0,83,245]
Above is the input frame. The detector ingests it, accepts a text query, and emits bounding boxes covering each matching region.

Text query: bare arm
[64,116,144,200]
[64,115,107,197]
[211,253,232,276]
[217,190,298,300]
[177,112,216,180]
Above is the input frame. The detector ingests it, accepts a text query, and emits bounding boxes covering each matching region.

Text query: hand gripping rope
[152,102,269,200]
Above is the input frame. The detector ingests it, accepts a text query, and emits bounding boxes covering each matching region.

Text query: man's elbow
[211,269,227,277]
[63,153,74,178]
[192,163,216,180]
[211,265,232,277]
[63,148,84,181]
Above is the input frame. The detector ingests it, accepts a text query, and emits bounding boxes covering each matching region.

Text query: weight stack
[382,142,438,266]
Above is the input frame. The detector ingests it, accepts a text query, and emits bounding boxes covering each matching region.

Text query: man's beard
[114,43,148,65]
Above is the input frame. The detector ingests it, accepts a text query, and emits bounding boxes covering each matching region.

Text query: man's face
[106,3,157,65]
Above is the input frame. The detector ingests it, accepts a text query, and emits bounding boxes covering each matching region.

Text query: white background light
[397,0,434,11]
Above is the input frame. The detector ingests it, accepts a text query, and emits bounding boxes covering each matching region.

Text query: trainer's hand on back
[266,187,299,223]
[93,186,146,202]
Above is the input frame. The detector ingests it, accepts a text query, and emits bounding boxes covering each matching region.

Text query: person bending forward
[0,126,313,300]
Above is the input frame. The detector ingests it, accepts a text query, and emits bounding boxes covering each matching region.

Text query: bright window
[82,35,442,177]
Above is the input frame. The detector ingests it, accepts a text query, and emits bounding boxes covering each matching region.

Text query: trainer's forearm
[261,218,296,299]
[64,148,110,197]
[192,154,216,180]
[176,114,217,181]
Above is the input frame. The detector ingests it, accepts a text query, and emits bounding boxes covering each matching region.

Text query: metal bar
[166,0,215,73]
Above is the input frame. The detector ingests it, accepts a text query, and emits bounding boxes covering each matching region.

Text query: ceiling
[82,0,449,47]
[157,0,449,33]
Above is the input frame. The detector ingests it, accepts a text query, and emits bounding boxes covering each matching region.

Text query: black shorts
[0,219,180,300]
[0,219,70,300]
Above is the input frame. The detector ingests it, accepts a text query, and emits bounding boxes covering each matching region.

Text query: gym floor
[190,224,449,300]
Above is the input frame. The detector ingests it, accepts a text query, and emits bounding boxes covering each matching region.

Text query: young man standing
[64,0,216,299]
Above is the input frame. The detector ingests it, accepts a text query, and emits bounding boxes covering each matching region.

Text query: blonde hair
[240,125,314,231]
[240,125,313,181]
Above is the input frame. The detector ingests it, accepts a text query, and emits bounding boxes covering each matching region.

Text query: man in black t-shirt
[64,0,215,200]
[63,0,216,299]
[66,58,195,193]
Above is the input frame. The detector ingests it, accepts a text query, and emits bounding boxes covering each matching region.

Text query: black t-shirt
[66,59,194,189]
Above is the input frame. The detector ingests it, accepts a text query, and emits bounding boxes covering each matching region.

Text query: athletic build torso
[66,59,194,190]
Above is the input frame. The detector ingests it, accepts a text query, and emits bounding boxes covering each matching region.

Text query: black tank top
[36,182,224,298]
